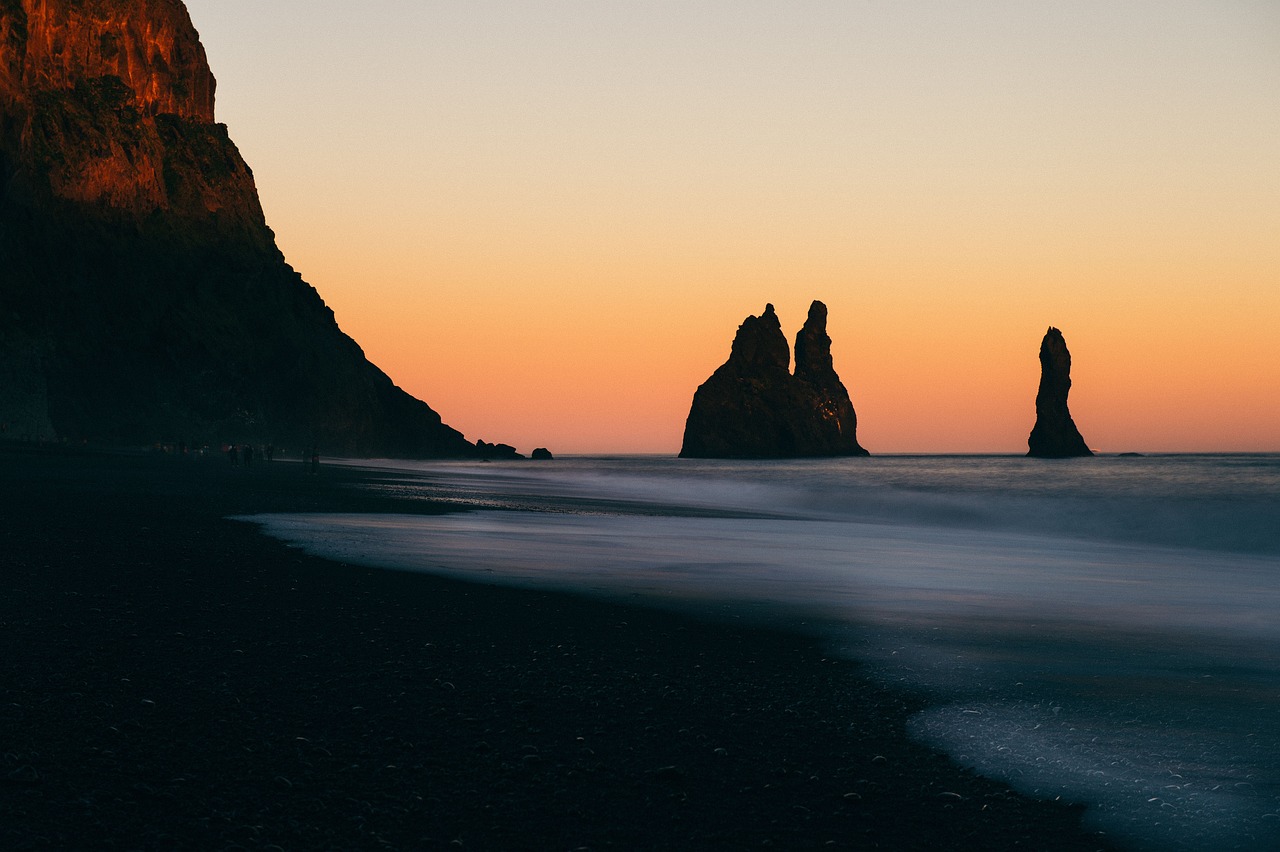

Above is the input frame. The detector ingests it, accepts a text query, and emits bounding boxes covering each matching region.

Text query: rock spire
[1027,327,1092,458]
[679,301,868,459]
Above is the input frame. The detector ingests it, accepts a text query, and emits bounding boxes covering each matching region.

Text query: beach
[1,446,1115,849]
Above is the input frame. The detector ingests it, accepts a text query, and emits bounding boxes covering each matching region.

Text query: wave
[349,454,1280,556]
[243,454,1280,851]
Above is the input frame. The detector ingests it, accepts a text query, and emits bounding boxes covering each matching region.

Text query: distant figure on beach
[242,444,253,466]
[266,444,275,462]
[1027,327,1093,458]
[228,444,238,466]
[310,447,319,474]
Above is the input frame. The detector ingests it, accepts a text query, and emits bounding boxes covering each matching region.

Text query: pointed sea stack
[0,0,516,457]
[679,301,868,459]
[1027,327,1092,458]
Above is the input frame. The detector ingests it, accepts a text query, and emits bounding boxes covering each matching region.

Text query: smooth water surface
[242,454,1280,851]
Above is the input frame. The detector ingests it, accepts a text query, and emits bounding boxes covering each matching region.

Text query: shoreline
[2,445,1115,849]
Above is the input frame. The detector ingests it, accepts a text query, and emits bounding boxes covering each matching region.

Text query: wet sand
[1,445,1115,850]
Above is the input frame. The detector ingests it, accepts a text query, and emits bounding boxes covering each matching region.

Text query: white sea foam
[240,454,1280,851]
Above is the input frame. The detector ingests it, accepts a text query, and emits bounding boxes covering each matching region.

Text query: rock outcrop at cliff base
[1027,327,1092,458]
[0,0,517,457]
[680,302,868,459]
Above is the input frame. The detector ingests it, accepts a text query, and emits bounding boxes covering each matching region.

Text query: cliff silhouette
[0,0,516,457]
[680,302,868,459]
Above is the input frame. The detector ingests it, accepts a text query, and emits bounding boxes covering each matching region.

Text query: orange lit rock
[1,0,264,232]
[4,0,215,120]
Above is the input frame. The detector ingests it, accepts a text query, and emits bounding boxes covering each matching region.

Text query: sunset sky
[183,1,1279,455]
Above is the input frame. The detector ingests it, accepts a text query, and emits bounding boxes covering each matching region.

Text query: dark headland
[0,0,518,459]
[681,301,870,459]
[1,445,1117,850]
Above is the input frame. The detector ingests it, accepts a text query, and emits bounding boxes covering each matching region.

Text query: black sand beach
[2,446,1115,850]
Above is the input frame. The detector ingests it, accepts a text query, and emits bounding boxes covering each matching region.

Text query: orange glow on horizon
[187,2,1280,455]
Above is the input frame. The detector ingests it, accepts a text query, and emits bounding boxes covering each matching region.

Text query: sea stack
[0,0,516,457]
[679,301,869,459]
[1027,327,1092,458]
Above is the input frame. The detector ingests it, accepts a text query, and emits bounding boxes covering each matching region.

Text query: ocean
[241,454,1280,851]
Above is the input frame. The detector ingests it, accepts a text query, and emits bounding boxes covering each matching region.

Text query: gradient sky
[183,1,1279,454]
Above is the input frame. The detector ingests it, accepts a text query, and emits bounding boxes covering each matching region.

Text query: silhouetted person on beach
[228,445,238,466]
[310,447,319,474]
[242,444,253,466]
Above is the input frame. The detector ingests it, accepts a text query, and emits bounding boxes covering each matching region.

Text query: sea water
[241,454,1280,851]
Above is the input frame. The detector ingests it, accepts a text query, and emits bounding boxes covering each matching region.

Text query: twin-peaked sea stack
[1027,327,1093,458]
[0,0,517,457]
[680,301,869,459]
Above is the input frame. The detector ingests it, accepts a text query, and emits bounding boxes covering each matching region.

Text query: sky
[183,1,1279,455]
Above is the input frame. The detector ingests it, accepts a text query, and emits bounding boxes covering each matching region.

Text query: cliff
[1026,327,1092,458]
[0,0,516,457]
[679,301,869,459]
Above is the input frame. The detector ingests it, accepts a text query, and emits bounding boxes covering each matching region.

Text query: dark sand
[1,445,1115,850]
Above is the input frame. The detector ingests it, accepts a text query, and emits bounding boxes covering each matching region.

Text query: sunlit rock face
[0,0,513,456]
[2,0,214,119]
[1027,326,1092,458]
[680,301,869,459]
[0,0,257,227]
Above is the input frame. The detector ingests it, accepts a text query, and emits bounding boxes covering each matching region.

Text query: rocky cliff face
[679,301,868,459]
[1,0,215,119]
[1027,327,1092,458]
[0,0,253,229]
[0,0,515,457]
